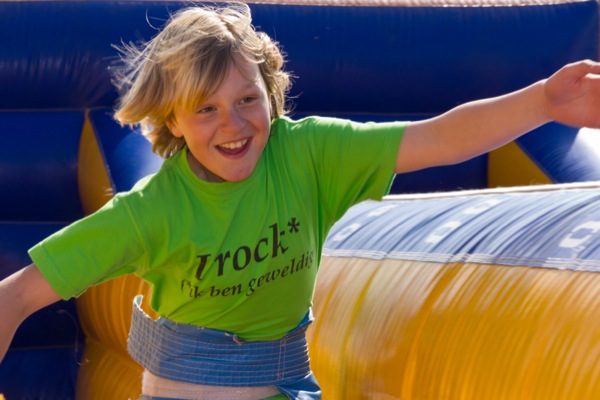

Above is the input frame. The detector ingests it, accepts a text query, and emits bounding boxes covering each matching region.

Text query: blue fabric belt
[127,295,321,399]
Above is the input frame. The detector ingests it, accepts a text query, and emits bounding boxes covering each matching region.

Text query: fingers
[565,59,600,75]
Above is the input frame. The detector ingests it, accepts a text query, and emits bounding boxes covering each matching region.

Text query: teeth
[219,139,248,150]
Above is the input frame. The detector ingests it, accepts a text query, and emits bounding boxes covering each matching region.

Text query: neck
[186,151,224,183]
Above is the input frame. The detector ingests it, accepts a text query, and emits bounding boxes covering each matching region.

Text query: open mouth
[217,138,250,156]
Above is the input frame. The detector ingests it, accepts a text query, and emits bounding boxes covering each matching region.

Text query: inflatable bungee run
[1,0,600,398]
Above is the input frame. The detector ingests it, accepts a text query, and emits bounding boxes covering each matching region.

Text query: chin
[228,174,252,182]
[221,170,253,182]
[224,162,260,182]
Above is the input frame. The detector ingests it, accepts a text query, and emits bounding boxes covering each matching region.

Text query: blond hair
[112,3,291,158]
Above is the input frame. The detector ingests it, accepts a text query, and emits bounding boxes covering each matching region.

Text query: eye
[196,105,216,114]
[240,96,257,105]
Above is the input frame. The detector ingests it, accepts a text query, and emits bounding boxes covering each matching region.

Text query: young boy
[1,3,600,399]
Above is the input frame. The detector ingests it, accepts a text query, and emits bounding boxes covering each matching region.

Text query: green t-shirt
[29,116,404,341]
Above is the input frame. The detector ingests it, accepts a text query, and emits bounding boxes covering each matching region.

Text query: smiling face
[168,59,272,182]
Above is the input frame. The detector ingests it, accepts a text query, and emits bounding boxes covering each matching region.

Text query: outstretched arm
[0,264,61,363]
[396,60,600,174]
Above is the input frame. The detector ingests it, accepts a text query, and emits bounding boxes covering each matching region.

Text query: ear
[166,118,183,138]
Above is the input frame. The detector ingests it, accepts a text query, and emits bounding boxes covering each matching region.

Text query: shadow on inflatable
[0,0,599,399]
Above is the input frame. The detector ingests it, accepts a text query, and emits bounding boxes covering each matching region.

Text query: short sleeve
[287,116,405,223]
[28,195,146,299]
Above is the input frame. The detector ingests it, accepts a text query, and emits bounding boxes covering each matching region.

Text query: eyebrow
[240,79,262,90]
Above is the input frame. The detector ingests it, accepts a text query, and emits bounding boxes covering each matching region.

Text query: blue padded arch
[88,108,163,193]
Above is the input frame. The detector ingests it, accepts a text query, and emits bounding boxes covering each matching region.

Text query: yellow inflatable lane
[311,184,600,399]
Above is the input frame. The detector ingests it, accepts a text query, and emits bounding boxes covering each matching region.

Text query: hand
[544,59,600,128]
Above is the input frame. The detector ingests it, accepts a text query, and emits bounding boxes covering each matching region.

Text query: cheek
[259,108,272,134]
[262,115,271,132]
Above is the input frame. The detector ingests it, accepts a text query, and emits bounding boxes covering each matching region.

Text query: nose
[220,107,245,133]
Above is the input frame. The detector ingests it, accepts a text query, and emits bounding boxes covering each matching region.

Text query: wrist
[533,79,553,125]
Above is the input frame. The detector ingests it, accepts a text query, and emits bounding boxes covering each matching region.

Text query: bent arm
[0,263,61,363]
